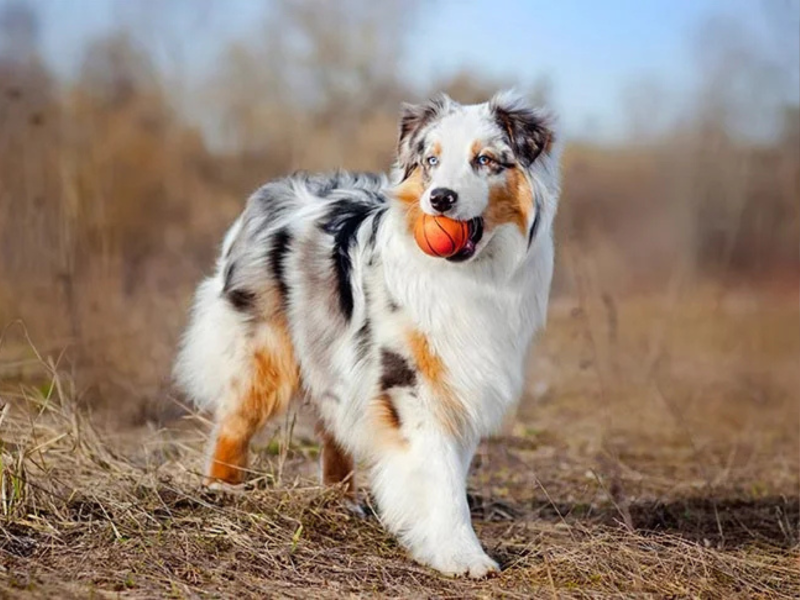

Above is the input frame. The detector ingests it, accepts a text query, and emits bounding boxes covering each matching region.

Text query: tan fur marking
[370,392,407,448]
[376,393,402,430]
[316,422,356,496]
[432,141,442,158]
[408,330,445,385]
[394,168,424,205]
[393,168,425,234]
[207,434,248,484]
[207,318,300,485]
[485,167,532,235]
[407,330,467,437]
[470,140,483,160]
[245,324,300,419]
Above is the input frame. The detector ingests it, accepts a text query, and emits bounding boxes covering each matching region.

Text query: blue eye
[476,155,492,166]
[426,155,439,167]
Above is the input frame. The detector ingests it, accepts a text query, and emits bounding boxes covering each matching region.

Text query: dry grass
[1,290,798,599]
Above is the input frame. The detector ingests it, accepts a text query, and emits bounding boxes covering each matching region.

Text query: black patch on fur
[528,196,542,249]
[268,228,293,305]
[366,210,384,267]
[369,208,386,248]
[492,102,553,167]
[226,288,256,312]
[355,283,373,361]
[222,262,256,312]
[321,200,373,321]
[380,349,417,391]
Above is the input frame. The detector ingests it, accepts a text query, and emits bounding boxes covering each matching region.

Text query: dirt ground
[1,289,798,598]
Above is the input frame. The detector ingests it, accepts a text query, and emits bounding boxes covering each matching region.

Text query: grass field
[1,288,797,598]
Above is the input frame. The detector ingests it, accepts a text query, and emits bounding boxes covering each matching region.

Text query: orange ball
[414,213,469,258]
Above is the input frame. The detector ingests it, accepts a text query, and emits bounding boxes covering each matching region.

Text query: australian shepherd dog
[174,91,560,577]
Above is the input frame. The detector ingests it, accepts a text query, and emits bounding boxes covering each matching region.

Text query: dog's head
[393,91,558,263]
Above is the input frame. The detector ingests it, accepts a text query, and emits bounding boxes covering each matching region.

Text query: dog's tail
[174,213,300,419]
[173,269,251,414]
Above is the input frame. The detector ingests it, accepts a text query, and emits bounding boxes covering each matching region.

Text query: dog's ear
[490,90,555,168]
[396,93,453,179]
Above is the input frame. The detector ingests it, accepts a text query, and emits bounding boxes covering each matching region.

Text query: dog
[174,91,560,578]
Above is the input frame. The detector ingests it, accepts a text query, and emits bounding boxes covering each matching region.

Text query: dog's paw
[343,498,368,518]
[424,550,500,579]
[462,554,500,579]
[202,478,246,493]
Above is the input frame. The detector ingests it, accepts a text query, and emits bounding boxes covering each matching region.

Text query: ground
[1,289,798,598]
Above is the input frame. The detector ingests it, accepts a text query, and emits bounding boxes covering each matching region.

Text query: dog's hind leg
[316,422,357,495]
[205,320,300,486]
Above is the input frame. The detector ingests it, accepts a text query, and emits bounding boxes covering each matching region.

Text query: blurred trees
[0,0,58,274]
[684,3,799,276]
[209,0,420,181]
[0,0,797,409]
[559,1,799,290]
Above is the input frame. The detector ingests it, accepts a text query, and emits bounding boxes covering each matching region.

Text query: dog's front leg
[369,425,497,578]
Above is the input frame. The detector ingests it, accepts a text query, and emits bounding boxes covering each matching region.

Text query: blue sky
[30,0,799,140]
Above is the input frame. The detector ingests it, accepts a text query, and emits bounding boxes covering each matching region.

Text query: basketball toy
[414,213,469,258]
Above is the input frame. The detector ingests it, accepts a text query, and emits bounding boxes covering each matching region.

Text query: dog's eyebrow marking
[471,140,511,173]
[380,349,417,391]
[470,140,483,159]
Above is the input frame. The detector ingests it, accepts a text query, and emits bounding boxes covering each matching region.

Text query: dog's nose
[429,188,458,213]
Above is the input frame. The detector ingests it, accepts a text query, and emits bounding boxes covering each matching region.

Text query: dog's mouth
[446,217,484,263]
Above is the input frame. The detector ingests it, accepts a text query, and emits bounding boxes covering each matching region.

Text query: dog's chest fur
[379,218,551,432]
